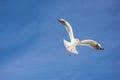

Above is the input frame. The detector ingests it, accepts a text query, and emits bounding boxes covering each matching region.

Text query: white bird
[58,18,104,56]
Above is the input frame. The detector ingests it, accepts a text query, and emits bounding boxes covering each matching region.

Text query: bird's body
[64,39,79,54]
[58,18,104,55]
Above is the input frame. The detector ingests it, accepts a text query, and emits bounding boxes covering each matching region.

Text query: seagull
[58,18,104,55]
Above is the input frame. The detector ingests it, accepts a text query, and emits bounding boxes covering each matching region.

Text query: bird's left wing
[58,18,75,41]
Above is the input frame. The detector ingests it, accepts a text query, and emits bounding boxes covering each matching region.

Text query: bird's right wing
[58,18,75,41]
[79,40,96,46]
[79,39,104,50]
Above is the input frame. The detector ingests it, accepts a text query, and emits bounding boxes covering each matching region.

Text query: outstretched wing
[58,18,75,41]
[79,39,104,50]
[79,40,96,46]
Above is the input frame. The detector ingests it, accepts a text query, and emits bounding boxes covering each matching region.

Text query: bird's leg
[68,49,72,56]
[64,46,69,52]
[68,52,72,56]
[64,48,66,52]
[67,46,69,48]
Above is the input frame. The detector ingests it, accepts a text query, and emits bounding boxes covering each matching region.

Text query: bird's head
[74,38,80,44]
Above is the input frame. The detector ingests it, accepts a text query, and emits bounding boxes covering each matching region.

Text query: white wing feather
[58,19,75,41]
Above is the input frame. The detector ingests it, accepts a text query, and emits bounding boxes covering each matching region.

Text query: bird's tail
[63,39,78,54]
[63,39,70,49]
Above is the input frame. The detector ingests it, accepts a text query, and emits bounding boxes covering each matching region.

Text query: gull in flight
[58,18,104,56]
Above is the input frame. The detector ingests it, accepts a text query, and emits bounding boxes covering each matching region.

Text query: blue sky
[0,0,120,80]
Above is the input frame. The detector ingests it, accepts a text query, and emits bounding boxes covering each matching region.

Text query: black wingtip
[58,19,61,22]
[100,48,104,50]
[98,47,104,50]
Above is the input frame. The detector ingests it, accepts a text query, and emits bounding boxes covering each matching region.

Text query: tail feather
[63,39,79,54]
[63,39,70,49]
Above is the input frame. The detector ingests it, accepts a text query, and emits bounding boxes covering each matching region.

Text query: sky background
[0,0,120,80]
